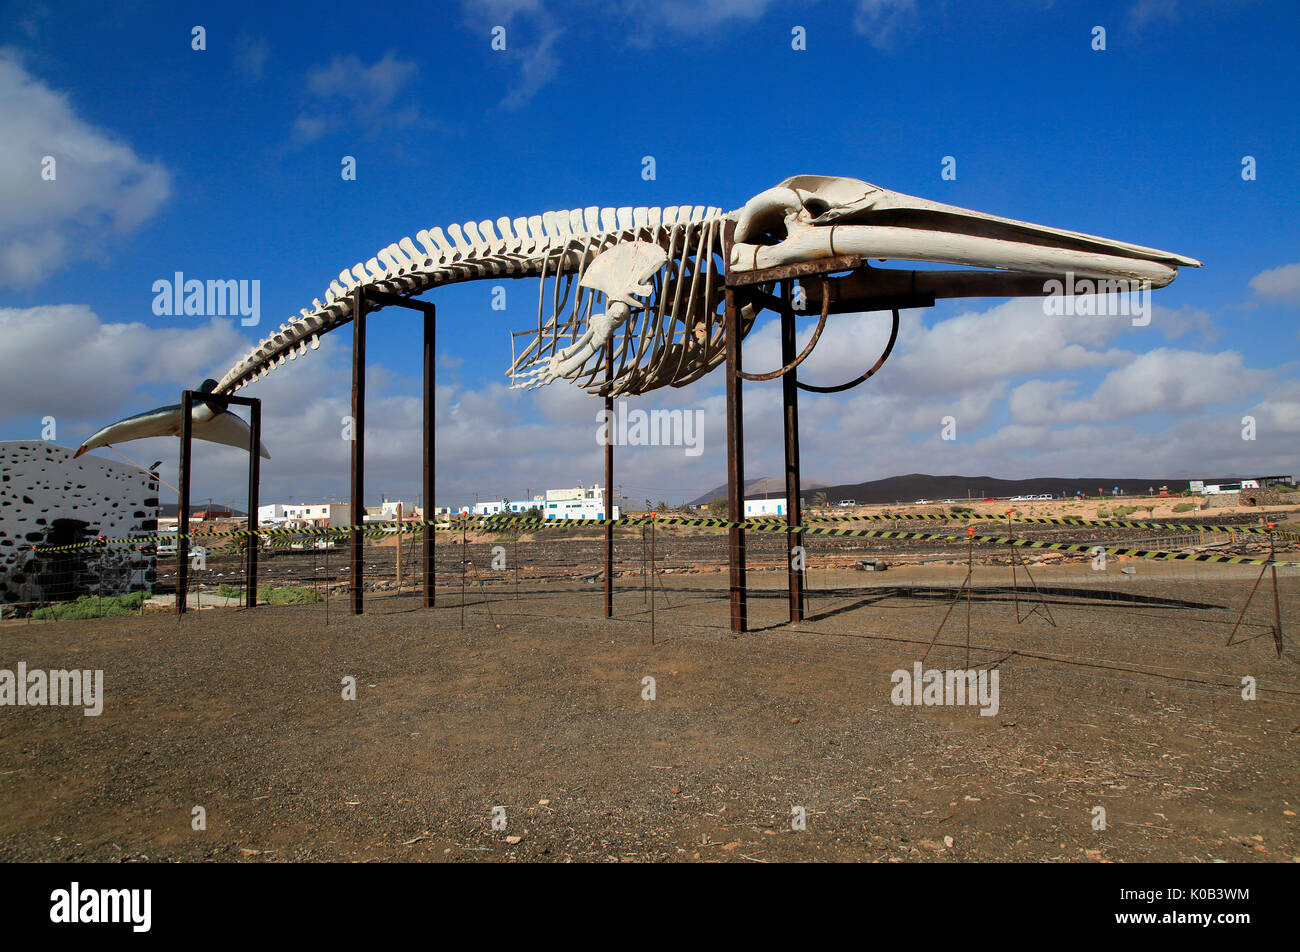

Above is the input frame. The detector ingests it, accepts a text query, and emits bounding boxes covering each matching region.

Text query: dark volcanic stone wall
[0,441,158,604]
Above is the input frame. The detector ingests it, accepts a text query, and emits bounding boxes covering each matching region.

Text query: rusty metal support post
[1270,533,1283,647]
[246,397,261,608]
[177,390,193,615]
[724,277,747,635]
[781,281,804,623]
[604,345,614,618]
[423,305,435,607]
[350,288,367,615]
[395,502,403,590]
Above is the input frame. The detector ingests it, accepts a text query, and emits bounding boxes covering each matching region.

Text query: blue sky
[1,0,1297,509]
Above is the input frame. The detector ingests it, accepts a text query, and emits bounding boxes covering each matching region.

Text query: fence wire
[11,514,1299,743]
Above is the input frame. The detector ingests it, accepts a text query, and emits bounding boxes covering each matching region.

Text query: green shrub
[1172,502,1196,513]
[260,585,319,605]
[33,591,144,620]
[217,583,319,604]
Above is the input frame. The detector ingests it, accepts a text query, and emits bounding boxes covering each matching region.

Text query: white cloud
[470,0,546,19]
[1007,348,1269,424]
[652,0,777,31]
[455,0,564,111]
[1149,304,1220,341]
[0,49,169,288]
[0,305,247,422]
[743,296,1135,403]
[1249,262,1300,305]
[500,28,563,111]
[235,34,269,81]
[293,52,424,144]
[1129,0,1182,28]
[854,0,919,49]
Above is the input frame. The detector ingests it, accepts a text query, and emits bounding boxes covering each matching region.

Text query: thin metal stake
[924,528,976,664]
[1007,511,1020,621]
[1228,527,1285,652]
[650,516,656,645]
[966,532,972,667]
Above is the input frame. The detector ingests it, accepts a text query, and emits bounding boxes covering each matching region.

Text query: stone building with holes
[0,441,159,607]
[1238,486,1289,507]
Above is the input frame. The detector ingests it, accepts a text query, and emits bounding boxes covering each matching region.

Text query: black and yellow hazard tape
[27,513,1300,568]
[797,510,1285,535]
[30,506,1288,553]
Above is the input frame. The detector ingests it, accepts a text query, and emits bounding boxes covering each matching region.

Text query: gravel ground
[1,564,1297,863]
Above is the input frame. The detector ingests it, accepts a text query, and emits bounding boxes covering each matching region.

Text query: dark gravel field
[1,561,1297,863]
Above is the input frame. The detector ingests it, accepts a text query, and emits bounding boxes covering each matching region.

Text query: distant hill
[689,476,829,507]
[160,503,246,518]
[690,473,1241,507]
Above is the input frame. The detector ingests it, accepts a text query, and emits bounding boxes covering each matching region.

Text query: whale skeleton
[213,174,1198,400]
[76,175,1198,451]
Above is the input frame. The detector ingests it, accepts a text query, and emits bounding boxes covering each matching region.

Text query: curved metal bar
[796,307,900,394]
[736,277,829,382]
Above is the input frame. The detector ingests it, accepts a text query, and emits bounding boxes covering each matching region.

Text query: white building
[544,499,620,520]
[282,503,350,527]
[545,483,626,506]
[457,484,626,519]
[744,498,787,517]
[363,499,418,523]
[258,503,288,524]
[546,484,599,502]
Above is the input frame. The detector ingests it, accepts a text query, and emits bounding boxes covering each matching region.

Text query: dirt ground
[2,559,1297,864]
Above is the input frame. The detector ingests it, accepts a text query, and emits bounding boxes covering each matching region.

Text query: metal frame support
[723,284,747,633]
[423,306,435,608]
[246,399,261,607]
[348,286,437,615]
[176,389,262,615]
[349,287,367,615]
[604,344,614,618]
[722,245,933,633]
[177,391,192,615]
[780,280,804,623]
